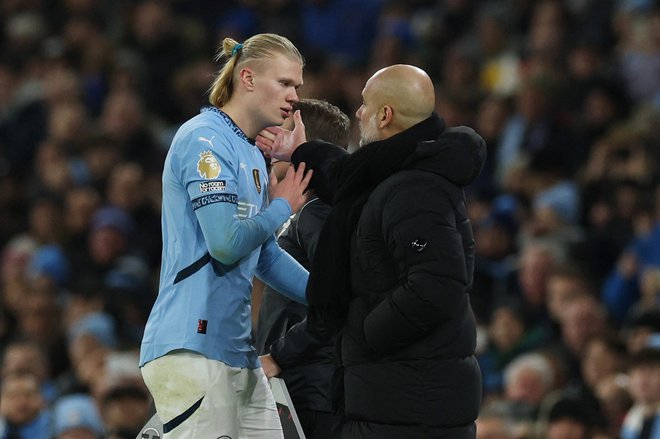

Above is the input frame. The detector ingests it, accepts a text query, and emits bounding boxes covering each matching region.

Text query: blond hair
[208,33,304,108]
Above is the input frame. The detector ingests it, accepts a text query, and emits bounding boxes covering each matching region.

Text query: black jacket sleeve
[269,317,328,367]
[291,140,349,204]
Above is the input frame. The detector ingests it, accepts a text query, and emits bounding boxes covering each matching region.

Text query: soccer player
[139,33,312,438]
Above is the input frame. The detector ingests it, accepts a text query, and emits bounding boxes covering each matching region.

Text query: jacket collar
[334,113,445,202]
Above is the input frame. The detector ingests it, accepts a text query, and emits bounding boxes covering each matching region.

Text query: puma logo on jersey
[198,136,215,148]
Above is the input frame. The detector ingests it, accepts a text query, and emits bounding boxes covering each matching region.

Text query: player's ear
[238,67,255,91]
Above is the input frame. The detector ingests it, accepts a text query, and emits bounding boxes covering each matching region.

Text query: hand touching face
[256,110,307,162]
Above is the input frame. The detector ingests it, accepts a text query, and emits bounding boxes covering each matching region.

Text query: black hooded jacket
[291,114,485,436]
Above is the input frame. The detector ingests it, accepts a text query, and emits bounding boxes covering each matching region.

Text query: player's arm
[196,198,291,265]
[180,130,307,265]
[255,235,308,305]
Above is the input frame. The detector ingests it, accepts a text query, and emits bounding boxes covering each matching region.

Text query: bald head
[365,64,435,131]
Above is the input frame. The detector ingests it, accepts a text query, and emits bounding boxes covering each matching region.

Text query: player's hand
[257,110,306,161]
[259,354,281,378]
[269,162,312,213]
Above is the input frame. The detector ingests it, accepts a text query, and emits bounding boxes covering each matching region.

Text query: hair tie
[231,43,243,57]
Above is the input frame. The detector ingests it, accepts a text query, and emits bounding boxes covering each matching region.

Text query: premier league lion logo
[197,151,221,179]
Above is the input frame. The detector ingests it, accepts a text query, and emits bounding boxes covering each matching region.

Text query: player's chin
[280,108,292,120]
[267,114,286,127]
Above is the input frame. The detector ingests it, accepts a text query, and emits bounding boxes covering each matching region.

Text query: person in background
[622,309,660,355]
[51,394,105,439]
[1,340,58,403]
[555,294,609,384]
[256,98,350,439]
[139,33,312,438]
[544,396,606,439]
[0,371,50,439]
[478,298,542,398]
[595,374,634,437]
[621,347,660,439]
[475,407,518,439]
[502,351,556,421]
[100,384,152,438]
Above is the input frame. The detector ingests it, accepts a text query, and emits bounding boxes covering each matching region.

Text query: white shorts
[141,350,283,439]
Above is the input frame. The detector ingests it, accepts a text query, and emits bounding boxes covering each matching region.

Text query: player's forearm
[256,237,309,305]
[197,198,292,265]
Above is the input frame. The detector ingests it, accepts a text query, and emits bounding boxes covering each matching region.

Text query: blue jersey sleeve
[256,235,309,305]
[196,199,292,265]
[177,129,292,264]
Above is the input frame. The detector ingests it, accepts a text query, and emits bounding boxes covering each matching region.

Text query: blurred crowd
[0,0,659,438]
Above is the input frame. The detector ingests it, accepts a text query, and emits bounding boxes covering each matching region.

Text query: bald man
[257,64,486,439]
[357,64,436,146]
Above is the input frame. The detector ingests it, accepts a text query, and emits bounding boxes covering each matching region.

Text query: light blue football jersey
[140,107,307,369]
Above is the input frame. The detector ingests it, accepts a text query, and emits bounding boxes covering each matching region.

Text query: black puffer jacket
[292,114,485,438]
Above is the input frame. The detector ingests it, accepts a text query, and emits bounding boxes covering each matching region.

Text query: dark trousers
[340,421,476,439]
[298,409,341,439]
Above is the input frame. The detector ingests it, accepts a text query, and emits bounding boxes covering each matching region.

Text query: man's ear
[238,67,255,91]
[379,105,393,129]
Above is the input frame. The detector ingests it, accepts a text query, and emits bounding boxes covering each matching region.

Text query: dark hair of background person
[293,98,351,147]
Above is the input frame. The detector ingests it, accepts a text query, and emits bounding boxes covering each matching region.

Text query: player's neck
[220,102,257,139]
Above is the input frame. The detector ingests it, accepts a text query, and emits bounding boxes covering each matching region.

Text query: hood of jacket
[401,120,487,187]
[350,113,486,189]
[317,113,487,207]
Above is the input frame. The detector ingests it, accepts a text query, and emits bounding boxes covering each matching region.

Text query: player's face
[253,53,302,128]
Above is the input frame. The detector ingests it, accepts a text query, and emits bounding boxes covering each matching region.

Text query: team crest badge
[252,169,262,194]
[197,151,221,179]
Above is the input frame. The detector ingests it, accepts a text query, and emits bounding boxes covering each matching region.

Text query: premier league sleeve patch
[197,150,221,179]
[181,130,239,205]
